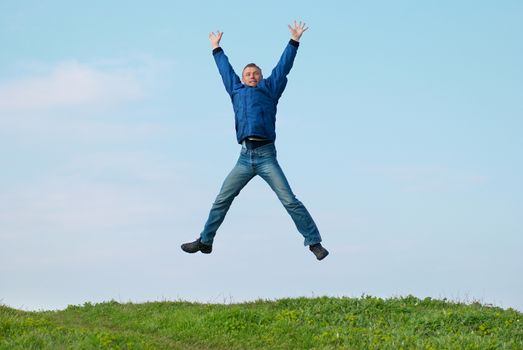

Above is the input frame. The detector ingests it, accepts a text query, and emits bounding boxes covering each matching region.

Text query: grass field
[1,296,522,349]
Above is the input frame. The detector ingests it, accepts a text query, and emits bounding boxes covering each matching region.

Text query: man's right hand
[209,31,223,49]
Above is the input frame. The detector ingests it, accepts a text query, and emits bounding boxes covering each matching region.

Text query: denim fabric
[200,143,322,246]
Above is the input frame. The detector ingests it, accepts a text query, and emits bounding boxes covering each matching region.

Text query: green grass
[1,296,522,349]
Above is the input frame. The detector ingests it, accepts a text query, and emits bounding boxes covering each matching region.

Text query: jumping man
[181,21,329,260]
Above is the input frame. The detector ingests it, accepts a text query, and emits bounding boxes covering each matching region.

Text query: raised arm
[266,21,309,99]
[209,31,242,97]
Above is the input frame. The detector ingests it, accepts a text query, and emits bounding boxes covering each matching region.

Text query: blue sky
[1,0,522,311]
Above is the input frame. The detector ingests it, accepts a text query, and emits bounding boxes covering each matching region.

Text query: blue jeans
[200,143,322,246]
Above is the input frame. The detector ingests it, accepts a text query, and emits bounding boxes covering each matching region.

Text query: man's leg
[200,154,255,245]
[257,152,322,246]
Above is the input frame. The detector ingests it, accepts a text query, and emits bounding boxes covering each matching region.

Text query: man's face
[242,67,262,87]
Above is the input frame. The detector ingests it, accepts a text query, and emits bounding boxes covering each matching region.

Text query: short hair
[243,63,262,73]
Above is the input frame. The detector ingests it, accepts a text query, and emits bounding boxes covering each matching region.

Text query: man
[181,21,328,260]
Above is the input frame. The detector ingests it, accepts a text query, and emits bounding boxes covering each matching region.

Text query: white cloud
[0,151,198,238]
[0,61,144,111]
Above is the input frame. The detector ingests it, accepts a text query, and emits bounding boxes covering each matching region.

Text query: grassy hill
[1,296,522,349]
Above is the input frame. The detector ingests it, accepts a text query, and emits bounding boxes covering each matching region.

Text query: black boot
[309,243,329,260]
[181,238,212,254]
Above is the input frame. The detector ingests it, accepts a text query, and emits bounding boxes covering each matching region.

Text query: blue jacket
[213,40,299,144]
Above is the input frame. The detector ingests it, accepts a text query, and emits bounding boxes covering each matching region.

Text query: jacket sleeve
[265,39,299,99]
[213,47,242,97]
